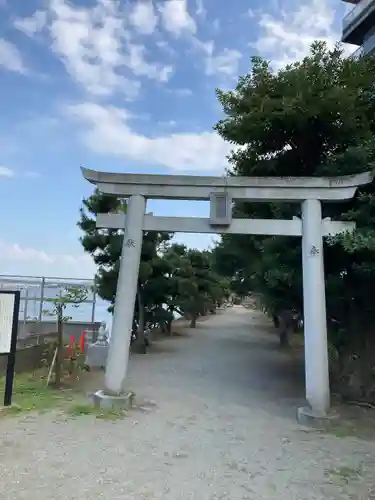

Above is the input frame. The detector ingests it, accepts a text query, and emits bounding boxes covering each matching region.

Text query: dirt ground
[0,306,375,500]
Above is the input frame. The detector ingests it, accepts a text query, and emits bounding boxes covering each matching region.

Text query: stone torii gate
[81,167,372,421]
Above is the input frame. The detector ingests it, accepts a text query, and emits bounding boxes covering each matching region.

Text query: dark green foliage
[213,42,375,400]
[77,192,228,332]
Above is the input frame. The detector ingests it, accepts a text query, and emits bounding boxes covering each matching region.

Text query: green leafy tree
[43,285,88,387]
[161,244,226,327]
[211,236,255,298]
[213,41,375,399]
[78,194,235,343]
[77,190,172,341]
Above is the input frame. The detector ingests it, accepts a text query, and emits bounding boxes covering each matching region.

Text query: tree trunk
[167,318,173,336]
[137,287,145,335]
[135,287,147,353]
[55,316,63,388]
[159,321,167,334]
[190,315,197,328]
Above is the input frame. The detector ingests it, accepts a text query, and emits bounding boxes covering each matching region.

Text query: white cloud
[0,38,27,73]
[0,166,14,177]
[156,39,176,56]
[252,0,344,69]
[14,10,47,36]
[129,1,158,35]
[67,102,231,172]
[125,43,173,82]
[48,0,136,97]
[195,0,206,19]
[191,39,241,78]
[0,166,40,179]
[159,0,197,36]
[205,48,242,77]
[191,37,214,55]
[0,236,213,278]
[170,88,193,96]
[15,0,173,99]
[212,19,220,32]
[0,240,95,278]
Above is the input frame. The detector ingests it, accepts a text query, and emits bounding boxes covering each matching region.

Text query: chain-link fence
[0,274,99,345]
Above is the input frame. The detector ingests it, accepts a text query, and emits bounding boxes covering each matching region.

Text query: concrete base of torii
[92,389,134,411]
[297,406,338,427]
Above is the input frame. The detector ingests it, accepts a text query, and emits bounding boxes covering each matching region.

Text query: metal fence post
[91,289,96,323]
[23,287,29,324]
[38,277,45,322]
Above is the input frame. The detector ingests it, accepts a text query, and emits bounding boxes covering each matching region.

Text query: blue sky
[0,0,352,279]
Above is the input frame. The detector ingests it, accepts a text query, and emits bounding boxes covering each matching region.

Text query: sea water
[14,283,112,327]
[15,283,182,335]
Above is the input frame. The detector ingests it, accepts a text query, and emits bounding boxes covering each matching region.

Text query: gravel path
[1,306,375,499]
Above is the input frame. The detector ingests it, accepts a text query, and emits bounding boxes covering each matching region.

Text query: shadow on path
[128,306,306,421]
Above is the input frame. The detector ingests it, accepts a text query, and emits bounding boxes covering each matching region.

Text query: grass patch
[67,402,126,421]
[324,421,360,439]
[317,398,375,440]
[325,465,363,484]
[304,414,375,441]
[0,367,131,422]
[0,369,80,417]
[323,419,375,440]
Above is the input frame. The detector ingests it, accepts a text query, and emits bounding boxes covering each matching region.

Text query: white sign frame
[0,291,17,354]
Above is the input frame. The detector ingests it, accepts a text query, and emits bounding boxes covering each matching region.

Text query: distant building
[342,0,375,57]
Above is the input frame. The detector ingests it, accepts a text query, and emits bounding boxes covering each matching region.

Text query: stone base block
[92,389,134,411]
[297,406,337,428]
[85,344,108,369]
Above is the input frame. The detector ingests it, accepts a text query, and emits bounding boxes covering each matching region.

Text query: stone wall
[17,320,101,339]
[0,344,53,376]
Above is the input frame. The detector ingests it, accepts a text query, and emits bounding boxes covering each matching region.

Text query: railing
[0,274,97,324]
[343,0,375,29]
[363,29,375,53]
[349,32,375,60]
[350,46,364,58]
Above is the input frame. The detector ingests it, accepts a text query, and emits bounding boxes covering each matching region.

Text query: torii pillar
[81,167,373,422]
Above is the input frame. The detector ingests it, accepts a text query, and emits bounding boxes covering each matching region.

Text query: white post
[104,195,146,396]
[23,287,29,323]
[301,199,330,415]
